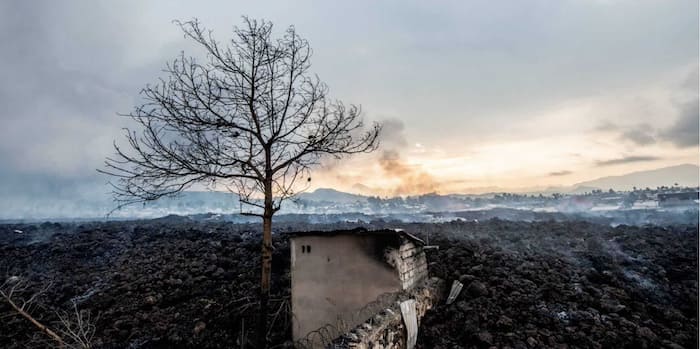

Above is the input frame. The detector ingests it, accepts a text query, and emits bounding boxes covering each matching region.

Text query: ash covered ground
[0,216,697,348]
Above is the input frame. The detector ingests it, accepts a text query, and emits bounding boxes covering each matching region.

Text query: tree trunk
[257,214,272,347]
[257,177,274,348]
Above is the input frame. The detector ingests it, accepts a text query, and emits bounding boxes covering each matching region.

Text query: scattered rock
[466,280,489,297]
[193,321,206,336]
[477,331,493,345]
[636,326,658,341]
[496,315,514,329]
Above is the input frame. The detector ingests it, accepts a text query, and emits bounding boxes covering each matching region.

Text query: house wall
[291,235,403,344]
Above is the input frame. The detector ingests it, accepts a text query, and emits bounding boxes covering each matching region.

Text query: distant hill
[296,188,367,203]
[572,164,699,192]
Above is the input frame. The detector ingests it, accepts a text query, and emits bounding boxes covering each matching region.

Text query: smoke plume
[373,118,440,196]
[379,150,438,196]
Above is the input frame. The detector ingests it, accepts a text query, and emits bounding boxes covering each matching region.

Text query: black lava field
[1,217,697,348]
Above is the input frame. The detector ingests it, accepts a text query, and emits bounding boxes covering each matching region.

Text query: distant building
[657,192,699,207]
[286,228,428,346]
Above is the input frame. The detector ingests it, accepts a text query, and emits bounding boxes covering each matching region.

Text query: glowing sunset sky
[0,1,697,197]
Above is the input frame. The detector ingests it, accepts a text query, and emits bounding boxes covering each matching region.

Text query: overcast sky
[0,0,698,197]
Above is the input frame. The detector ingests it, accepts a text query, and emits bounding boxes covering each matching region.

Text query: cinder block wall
[385,241,429,290]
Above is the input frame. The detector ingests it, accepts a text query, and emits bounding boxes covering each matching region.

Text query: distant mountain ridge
[572,164,699,192]
[296,188,366,203]
[2,164,697,219]
[296,164,700,201]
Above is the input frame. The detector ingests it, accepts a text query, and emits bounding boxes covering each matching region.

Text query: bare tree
[100,17,380,347]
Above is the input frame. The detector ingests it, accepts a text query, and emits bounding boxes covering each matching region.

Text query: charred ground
[0,218,697,348]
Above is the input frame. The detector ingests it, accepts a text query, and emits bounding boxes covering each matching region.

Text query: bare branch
[0,276,64,347]
[55,300,98,349]
[2,276,99,349]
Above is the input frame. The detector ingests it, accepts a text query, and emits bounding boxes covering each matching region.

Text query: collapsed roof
[284,227,425,246]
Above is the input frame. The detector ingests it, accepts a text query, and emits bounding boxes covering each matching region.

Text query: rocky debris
[476,331,493,345]
[466,280,489,297]
[193,321,206,336]
[144,295,158,306]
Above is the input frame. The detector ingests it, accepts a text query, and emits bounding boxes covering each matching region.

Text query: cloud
[0,1,697,207]
[549,170,572,176]
[0,2,146,178]
[680,65,699,93]
[619,123,656,146]
[592,67,697,149]
[595,155,660,166]
[594,121,619,132]
[657,68,699,148]
[379,118,407,147]
[595,121,657,146]
[659,98,699,147]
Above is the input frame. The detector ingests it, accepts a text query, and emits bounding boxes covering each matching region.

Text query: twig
[0,277,65,347]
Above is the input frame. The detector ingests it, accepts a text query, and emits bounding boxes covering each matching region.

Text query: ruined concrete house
[287,228,430,346]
